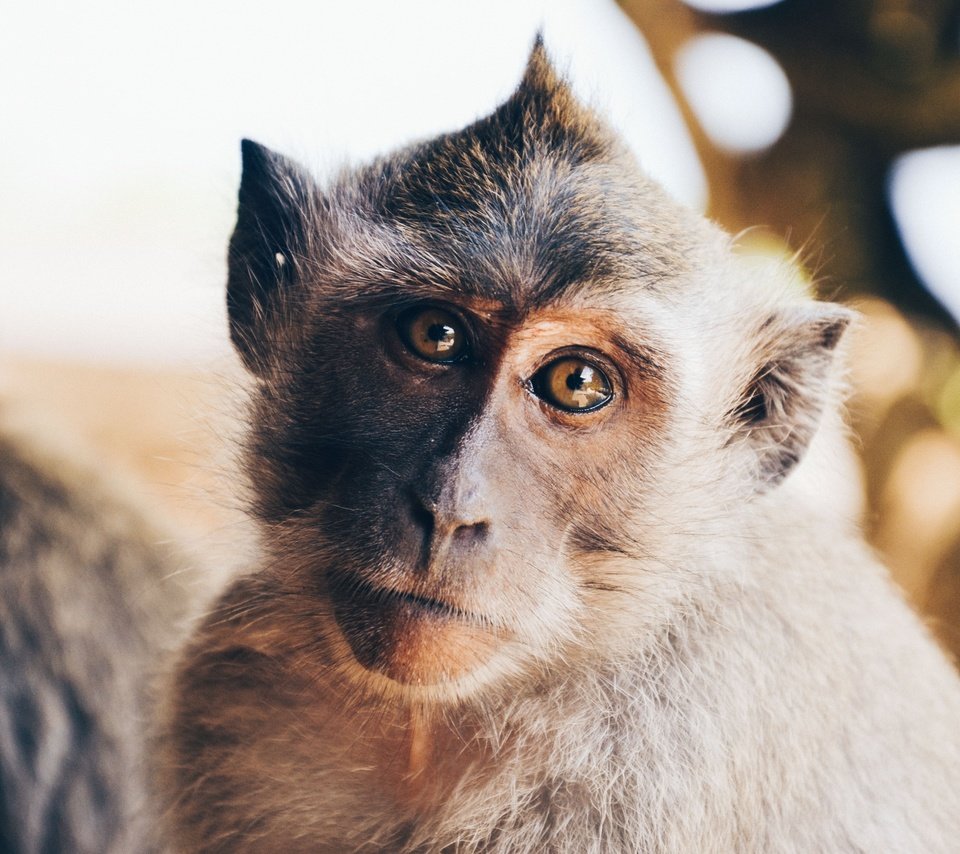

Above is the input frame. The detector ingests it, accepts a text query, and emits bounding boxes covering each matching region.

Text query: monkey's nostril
[452,520,489,544]
[410,498,436,572]
[409,493,435,545]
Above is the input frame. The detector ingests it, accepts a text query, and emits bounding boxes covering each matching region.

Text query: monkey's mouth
[327,571,504,685]
[328,572,468,620]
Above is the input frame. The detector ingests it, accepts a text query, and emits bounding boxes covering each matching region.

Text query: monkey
[0,413,193,853]
[159,40,960,853]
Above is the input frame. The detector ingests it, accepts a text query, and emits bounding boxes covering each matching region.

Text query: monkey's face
[227,47,849,699]
[246,290,674,692]
[220,46,694,697]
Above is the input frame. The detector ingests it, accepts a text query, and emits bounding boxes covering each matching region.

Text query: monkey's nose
[409,490,490,569]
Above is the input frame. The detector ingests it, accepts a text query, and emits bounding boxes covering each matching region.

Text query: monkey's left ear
[728,304,854,490]
[227,139,320,375]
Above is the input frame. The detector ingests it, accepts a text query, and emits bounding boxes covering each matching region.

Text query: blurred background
[2,0,959,654]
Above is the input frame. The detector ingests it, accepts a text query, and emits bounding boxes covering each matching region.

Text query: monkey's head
[226,42,851,701]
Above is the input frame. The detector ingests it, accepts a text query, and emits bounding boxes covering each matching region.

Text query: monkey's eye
[532,357,614,413]
[397,306,469,363]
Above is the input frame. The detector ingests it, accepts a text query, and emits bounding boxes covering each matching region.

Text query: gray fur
[0,417,192,853]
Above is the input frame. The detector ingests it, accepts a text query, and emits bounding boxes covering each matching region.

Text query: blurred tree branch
[726,0,960,150]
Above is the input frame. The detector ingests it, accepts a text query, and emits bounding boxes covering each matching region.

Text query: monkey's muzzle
[327,571,506,686]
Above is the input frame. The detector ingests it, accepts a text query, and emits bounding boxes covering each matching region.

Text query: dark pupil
[427,323,452,343]
[566,369,586,391]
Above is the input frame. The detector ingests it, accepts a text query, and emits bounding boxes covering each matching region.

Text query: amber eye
[397,307,468,363]
[533,357,614,413]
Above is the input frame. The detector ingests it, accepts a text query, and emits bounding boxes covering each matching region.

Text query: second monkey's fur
[161,43,960,852]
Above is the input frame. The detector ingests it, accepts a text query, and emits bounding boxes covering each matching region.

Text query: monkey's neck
[384,702,499,813]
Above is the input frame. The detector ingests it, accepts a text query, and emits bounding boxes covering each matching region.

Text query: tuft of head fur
[161,40,960,853]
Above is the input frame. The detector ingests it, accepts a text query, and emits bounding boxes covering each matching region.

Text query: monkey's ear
[227,139,319,374]
[729,304,854,489]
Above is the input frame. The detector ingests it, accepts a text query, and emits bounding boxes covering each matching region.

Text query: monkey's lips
[327,572,505,685]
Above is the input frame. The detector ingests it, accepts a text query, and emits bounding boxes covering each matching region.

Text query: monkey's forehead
[317,152,699,312]
[302,49,710,312]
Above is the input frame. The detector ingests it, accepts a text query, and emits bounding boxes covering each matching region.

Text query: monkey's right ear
[728,303,854,490]
[227,139,319,374]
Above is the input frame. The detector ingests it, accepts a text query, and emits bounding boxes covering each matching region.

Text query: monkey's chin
[328,574,503,687]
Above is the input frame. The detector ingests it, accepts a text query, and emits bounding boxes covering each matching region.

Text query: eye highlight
[397,306,469,363]
[533,357,614,413]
